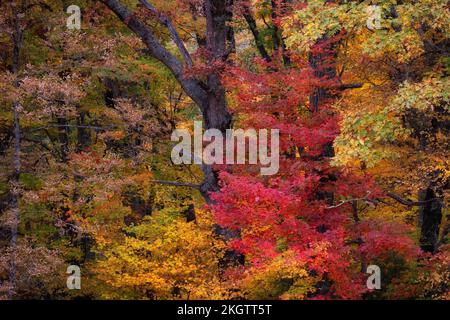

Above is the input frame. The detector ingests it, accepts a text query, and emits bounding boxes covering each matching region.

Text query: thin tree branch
[326,191,442,210]
[337,83,364,90]
[325,192,374,209]
[151,179,201,189]
[386,192,439,206]
[138,0,193,67]
[101,0,208,111]
[29,124,115,133]
[25,2,53,12]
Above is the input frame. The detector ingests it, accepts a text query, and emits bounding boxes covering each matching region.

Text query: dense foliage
[0,0,448,300]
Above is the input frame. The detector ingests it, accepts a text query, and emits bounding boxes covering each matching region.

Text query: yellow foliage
[96,209,229,299]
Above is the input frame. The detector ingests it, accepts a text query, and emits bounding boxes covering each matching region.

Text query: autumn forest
[0,0,448,300]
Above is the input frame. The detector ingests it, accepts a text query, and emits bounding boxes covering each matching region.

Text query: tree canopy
[0,0,448,300]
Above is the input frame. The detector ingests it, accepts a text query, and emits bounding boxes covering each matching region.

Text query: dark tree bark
[225,0,236,54]
[76,112,91,152]
[56,117,70,161]
[183,203,196,223]
[204,0,233,132]
[418,188,443,253]
[308,36,338,113]
[8,1,24,299]
[8,101,21,300]
[243,6,271,62]
[270,0,290,66]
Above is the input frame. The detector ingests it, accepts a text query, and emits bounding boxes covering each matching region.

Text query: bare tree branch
[100,0,207,112]
[338,83,364,90]
[386,191,439,206]
[326,191,442,210]
[138,0,193,67]
[325,192,374,209]
[151,179,201,189]
[29,124,114,133]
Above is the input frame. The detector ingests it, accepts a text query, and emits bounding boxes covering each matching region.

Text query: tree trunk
[7,2,23,299]
[101,0,233,200]
[243,7,271,62]
[8,101,21,300]
[101,0,240,266]
[57,117,70,162]
[418,188,443,253]
[204,0,232,133]
[270,0,290,66]
[308,36,338,113]
[200,0,233,201]
[76,112,91,152]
